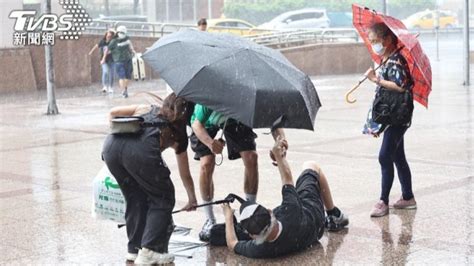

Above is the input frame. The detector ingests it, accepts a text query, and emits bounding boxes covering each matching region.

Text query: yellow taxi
[403,10,458,29]
[207,18,270,36]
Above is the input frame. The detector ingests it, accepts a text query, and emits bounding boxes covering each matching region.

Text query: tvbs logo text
[9,0,91,46]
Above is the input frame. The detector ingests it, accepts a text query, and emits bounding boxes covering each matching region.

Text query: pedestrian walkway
[0,49,472,264]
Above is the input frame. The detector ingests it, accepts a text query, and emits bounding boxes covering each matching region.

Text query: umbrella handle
[214,119,228,167]
[346,44,407,104]
[215,153,224,166]
[345,81,364,104]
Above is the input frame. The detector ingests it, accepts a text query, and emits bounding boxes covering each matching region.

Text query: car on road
[207,18,269,36]
[327,12,353,28]
[259,8,330,30]
[403,9,458,29]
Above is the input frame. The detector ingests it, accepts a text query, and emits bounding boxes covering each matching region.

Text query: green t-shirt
[108,36,133,62]
[190,104,227,128]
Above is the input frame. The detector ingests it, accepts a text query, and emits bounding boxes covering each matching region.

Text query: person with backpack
[102,93,197,264]
[107,25,135,98]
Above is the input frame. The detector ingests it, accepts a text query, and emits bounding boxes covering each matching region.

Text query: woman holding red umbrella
[364,22,417,217]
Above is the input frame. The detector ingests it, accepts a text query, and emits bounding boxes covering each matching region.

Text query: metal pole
[165,0,169,22]
[43,0,59,115]
[382,0,387,15]
[179,0,182,21]
[193,0,197,21]
[208,0,212,19]
[464,0,470,86]
[435,8,440,61]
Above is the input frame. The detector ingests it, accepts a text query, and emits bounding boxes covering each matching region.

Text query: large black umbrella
[142,29,321,130]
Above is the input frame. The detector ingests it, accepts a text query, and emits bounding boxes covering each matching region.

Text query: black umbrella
[142,29,321,130]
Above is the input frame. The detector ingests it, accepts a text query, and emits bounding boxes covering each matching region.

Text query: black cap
[239,201,271,235]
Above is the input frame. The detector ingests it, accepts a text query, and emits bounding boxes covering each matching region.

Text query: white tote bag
[92,165,126,223]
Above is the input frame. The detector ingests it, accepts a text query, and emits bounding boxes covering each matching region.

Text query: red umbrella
[352,4,432,108]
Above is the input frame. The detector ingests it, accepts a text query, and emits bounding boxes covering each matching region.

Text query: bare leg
[199,154,215,202]
[302,161,335,210]
[240,151,258,195]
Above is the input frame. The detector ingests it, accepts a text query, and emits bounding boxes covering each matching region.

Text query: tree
[43,0,59,115]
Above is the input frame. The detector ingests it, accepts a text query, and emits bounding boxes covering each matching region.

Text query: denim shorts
[115,60,132,80]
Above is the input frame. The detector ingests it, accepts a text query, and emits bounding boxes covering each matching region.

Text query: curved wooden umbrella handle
[345,83,362,104]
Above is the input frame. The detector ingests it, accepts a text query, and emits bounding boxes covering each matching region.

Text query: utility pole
[208,0,212,19]
[463,0,470,86]
[43,0,59,115]
[104,0,110,16]
[382,0,387,15]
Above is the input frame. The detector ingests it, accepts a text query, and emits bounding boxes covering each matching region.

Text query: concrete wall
[0,34,372,93]
[281,43,372,76]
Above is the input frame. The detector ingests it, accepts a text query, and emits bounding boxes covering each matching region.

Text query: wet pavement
[1,43,473,264]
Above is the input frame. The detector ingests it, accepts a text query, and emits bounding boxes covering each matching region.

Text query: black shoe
[198,219,216,242]
[325,212,349,232]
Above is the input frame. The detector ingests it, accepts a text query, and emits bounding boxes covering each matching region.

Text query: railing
[245,28,359,48]
[85,20,196,37]
[84,20,473,49]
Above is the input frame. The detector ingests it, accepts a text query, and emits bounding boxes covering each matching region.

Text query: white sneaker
[107,86,114,93]
[134,247,174,265]
[101,86,107,93]
[125,252,137,262]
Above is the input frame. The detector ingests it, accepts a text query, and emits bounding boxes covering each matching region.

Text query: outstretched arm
[222,203,238,250]
[273,136,293,186]
[175,151,197,211]
[108,105,139,121]
[88,44,98,55]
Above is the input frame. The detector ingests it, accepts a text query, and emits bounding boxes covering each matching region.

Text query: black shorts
[190,123,257,160]
[295,169,325,241]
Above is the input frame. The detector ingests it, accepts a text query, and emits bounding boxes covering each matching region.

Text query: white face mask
[118,32,126,39]
[372,43,385,55]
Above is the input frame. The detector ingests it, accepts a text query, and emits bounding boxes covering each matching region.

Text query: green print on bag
[104,176,120,190]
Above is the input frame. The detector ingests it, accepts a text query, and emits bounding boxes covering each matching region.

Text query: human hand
[181,199,197,212]
[100,59,105,65]
[269,138,288,166]
[271,136,287,161]
[221,203,234,220]
[364,67,377,83]
[209,139,225,154]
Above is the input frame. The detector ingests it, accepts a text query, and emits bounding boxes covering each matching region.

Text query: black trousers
[102,133,175,253]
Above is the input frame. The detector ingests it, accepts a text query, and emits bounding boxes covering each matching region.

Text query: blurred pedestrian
[88,29,115,93]
[102,93,197,264]
[107,25,135,98]
[364,22,416,217]
[197,18,207,31]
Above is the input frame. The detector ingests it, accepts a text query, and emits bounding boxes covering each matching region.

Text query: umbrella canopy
[352,4,432,108]
[142,29,321,130]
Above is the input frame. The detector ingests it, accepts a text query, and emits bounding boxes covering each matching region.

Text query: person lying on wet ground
[218,135,349,259]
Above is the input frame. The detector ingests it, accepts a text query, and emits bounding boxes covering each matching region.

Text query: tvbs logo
[9,1,91,46]
[10,11,73,32]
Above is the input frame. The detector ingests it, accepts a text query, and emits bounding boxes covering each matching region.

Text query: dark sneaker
[122,90,128,98]
[325,211,349,232]
[199,219,216,242]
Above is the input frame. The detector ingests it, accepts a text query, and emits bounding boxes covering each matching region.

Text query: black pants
[295,169,325,242]
[379,125,413,204]
[102,133,175,253]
